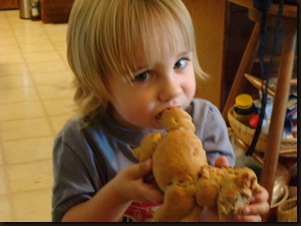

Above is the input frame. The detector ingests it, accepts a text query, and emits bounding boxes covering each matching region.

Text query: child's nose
[158,78,182,102]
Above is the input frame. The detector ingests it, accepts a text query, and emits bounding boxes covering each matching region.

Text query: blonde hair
[67,0,207,122]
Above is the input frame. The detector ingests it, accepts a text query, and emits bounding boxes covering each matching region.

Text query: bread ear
[235,168,259,191]
[132,132,162,162]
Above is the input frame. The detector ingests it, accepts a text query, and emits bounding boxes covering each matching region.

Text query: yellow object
[233,94,255,126]
[235,94,253,109]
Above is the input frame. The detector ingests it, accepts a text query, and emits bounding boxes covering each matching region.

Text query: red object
[249,114,259,128]
[123,201,160,222]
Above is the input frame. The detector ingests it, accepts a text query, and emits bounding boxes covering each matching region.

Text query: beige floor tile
[0,63,29,77]
[60,55,69,67]
[0,87,39,104]
[0,75,33,90]
[43,98,75,116]
[53,41,67,51]
[0,21,10,30]
[43,23,67,33]
[1,53,24,65]
[0,44,20,55]
[0,9,82,222]
[0,118,53,141]
[2,137,54,164]
[0,36,16,46]
[49,114,74,135]
[0,195,12,222]
[27,61,69,74]
[36,85,74,100]
[0,29,14,38]
[13,27,46,37]
[0,101,46,121]
[31,71,72,86]
[19,42,56,54]
[7,160,53,193]
[42,24,66,32]
[5,9,18,15]
[23,51,62,64]
[57,48,67,56]
[0,166,8,195]
[48,33,67,43]
[12,188,52,222]
[15,34,50,46]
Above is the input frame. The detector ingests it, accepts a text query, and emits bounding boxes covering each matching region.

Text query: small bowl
[265,184,289,221]
[271,184,289,209]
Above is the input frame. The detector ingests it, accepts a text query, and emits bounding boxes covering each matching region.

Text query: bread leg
[154,184,196,222]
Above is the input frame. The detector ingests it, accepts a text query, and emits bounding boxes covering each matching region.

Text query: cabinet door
[0,0,18,9]
[40,0,75,23]
[182,0,227,109]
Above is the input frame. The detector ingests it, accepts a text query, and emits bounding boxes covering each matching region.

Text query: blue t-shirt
[51,98,235,222]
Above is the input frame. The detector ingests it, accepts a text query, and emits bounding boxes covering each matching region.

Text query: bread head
[159,108,195,132]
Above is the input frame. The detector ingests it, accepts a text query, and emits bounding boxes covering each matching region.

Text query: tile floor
[0,9,74,222]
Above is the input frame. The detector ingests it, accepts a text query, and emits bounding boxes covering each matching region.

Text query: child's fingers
[251,186,269,203]
[214,156,229,167]
[128,160,163,203]
[128,158,153,179]
[234,213,262,222]
[244,200,270,216]
[234,185,269,222]
[139,183,164,203]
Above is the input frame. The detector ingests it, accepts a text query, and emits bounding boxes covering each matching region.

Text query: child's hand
[214,156,270,222]
[233,185,270,222]
[111,159,164,204]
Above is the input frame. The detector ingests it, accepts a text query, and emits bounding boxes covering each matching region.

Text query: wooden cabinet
[40,0,74,23]
[0,0,18,9]
[182,0,254,110]
[182,0,228,110]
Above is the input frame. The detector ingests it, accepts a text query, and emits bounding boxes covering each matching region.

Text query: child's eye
[134,72,151,82]
[174,58,188,69]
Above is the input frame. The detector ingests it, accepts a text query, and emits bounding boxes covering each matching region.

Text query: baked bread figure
[133,107,260,222]
[196,165,260,221]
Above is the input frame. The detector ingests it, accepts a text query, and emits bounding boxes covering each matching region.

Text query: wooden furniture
[223,0,297,221]
[0,0,18,9]
[40,0,74,23]
[182,0,228,109]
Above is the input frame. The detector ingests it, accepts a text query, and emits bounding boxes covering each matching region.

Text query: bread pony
[133,107,260,222]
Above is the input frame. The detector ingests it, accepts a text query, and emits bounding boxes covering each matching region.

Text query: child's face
[107,45,196,130]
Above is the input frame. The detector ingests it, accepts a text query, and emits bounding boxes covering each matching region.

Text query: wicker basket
[277,196,297,222]
[228,107,297,154]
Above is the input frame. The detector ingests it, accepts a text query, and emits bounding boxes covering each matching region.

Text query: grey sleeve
[192,100,236,166]
[51,138,98,222]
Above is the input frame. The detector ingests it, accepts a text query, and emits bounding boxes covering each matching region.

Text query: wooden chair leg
[260,29,297,222]
[222,23,260,123]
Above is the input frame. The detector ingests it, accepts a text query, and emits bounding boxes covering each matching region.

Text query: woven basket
[277,196,297,222]
[228,107,297,154]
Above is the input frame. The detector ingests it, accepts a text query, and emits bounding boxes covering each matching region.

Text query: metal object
[31,0,41,21]
[18,0,31,19]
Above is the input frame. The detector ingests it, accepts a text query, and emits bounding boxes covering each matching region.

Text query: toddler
[52,0,269,222]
